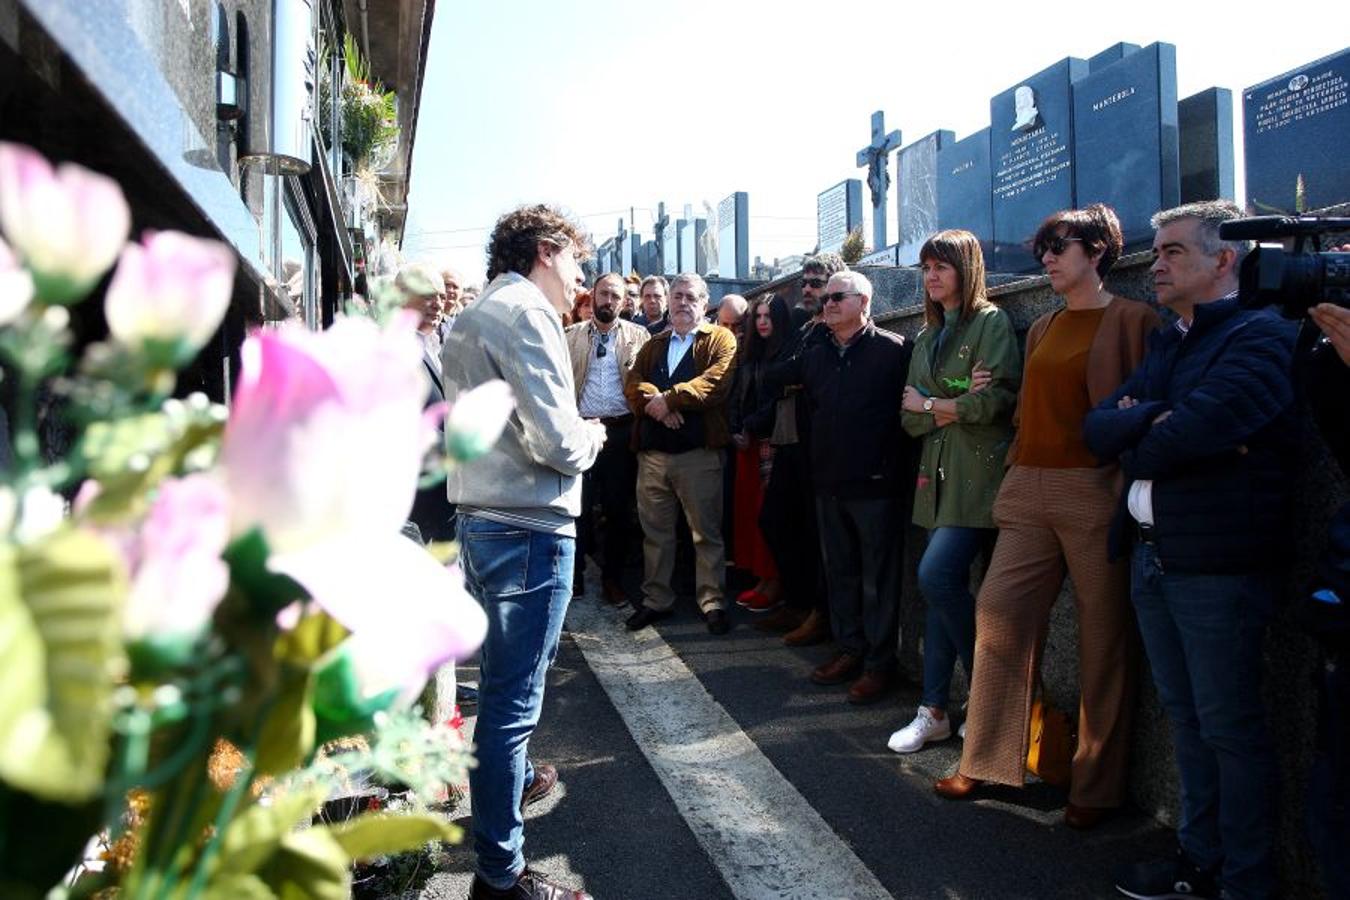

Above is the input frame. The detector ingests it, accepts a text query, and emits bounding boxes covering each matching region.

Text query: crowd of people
[392,199,1349,900]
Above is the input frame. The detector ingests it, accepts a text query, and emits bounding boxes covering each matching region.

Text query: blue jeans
[456,514,575,890]
[917,526,990,710]
[1131,542,1277,900]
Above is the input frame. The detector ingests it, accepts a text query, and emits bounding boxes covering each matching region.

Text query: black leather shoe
[468,869,593,899]
[705,609,730,634]
[625,606,672,630]
[521,764,558,811]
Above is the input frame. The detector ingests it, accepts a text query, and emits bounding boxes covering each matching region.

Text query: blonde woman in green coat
[887,230,1020,754]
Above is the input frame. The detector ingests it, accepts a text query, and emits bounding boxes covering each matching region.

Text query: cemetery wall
[872,249,1347,898]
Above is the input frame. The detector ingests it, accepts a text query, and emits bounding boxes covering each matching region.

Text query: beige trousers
[636,448,726,614]
[958,465,1138,808]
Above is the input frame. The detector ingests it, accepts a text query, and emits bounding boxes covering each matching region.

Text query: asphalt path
[391,570,1174,900]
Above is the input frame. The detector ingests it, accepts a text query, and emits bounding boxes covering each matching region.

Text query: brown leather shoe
[934,772,982,799]
[601,578,627,606]
[754,606,807,633]
[1064,803,1114,829]
[846,669,893,705]
[810,651,862,685]
[520,764,558,812]
[784,609,829,646]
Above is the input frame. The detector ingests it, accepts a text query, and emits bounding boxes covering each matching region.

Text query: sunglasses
[1035,236,1084,262]
[595,331,611,358]
[822,291,861,305]
[802,277,827,288]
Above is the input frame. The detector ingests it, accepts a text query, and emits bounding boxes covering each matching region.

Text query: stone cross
[856,110,902,249]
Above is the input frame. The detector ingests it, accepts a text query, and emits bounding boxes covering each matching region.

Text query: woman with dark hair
[888,230,1019,753]
[729,295,791,611]
[935,204,1160,829]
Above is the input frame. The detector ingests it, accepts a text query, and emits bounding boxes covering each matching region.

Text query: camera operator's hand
[1311,303,1350,366]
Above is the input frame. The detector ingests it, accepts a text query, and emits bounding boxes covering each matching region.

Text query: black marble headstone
[1178,88,1235,203]
[1072,42,1179,252]
[991,57,1089,273]
[1244,48,1350,215]
[896,130,955,265]
[938,128,994,265]
[1088,42,1141,72]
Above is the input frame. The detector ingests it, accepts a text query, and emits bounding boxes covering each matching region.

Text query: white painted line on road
[566,599,895,900]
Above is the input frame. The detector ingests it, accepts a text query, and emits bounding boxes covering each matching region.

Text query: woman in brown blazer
[935,203,1160,828]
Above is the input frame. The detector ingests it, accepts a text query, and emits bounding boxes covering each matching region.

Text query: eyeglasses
[802,277,827,288]
[822,291,861,305]
[1035,236,1084,262]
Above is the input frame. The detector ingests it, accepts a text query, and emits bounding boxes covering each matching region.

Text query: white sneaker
[958,721,966,739]
[887,708,952,753]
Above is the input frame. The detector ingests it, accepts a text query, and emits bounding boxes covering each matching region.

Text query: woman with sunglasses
[729,295,792,611]
[888,230,1019,754]
[935,204,1160,830]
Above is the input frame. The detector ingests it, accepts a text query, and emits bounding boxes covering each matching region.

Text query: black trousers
[578,421,638,583]
[815,493,904,672]
[759,442,826,615]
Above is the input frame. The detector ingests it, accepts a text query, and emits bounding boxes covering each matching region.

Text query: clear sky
[401,1,1346,285]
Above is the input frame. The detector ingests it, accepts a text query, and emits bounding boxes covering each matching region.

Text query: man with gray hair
[624,273,739,634]
[716,293,749,340]
[1084,200,1298,900]
[770,269,916,703]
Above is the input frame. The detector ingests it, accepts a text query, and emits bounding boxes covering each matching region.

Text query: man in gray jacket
[442,204,604,900]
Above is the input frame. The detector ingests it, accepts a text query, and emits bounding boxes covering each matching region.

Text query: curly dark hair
[1031,202,1123,277]
[485,204,591,280]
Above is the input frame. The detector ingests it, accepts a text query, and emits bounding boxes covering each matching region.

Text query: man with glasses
[770,270,916,703]
[443,204,604,900]
[624,273,739,635]
[756,253,846,644]
[566,273,650,605]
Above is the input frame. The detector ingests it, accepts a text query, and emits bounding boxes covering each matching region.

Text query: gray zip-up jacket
[441,272,603,535]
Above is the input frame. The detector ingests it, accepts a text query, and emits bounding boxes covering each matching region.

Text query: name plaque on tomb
[1244,48,1350,214]
[991,57,1088,273]
[1072,42,1179,252]
[817,179,863,255]
[937,127,994,264]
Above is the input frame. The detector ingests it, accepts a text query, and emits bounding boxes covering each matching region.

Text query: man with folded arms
[624,273,738,635]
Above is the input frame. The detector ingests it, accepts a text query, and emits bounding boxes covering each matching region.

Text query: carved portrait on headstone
[1012,85,1040,131]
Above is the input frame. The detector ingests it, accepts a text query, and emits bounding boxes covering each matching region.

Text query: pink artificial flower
[219,317,486,687]
[0,142,130,304]
[0,236,34,326]
[104,231,235,364]
[122,474,231,642]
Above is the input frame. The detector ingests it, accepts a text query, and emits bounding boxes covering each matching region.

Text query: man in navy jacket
[1084,201,1297,900]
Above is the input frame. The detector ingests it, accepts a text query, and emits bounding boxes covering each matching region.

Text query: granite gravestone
[856,111,903,249]
[817,179,863,255]
[1244,48,1350,214]
[617,219,632,275]
[693,218,708,275]
[1179,87,1235,203]
[663,221,679,276]
[991,56,1089,273]
[896,130,955,265]
[937,127,994,263]
[1088,42,1140,72]
[1072,42,1179,251]
[717,192,749,279]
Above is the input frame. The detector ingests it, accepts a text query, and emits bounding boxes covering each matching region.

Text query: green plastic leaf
[312,645,399,744]
[78,411,223,523]
[325,811,460,861]
[263,827,350,900]
[0,529,125,802]
[214,786,327,876]
[276,611,349,667]
[202,873,277,900]
[253,665,316,777]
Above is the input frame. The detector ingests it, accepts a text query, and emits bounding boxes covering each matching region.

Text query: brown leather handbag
[1026,684,1075,787]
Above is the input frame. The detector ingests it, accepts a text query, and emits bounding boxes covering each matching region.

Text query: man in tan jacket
[623,273,738,635]
[565,273,650,604]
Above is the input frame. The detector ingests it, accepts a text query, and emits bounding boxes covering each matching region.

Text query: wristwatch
[923,397,936,412]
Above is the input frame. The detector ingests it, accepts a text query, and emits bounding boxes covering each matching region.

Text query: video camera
[1219,215,1350,316]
